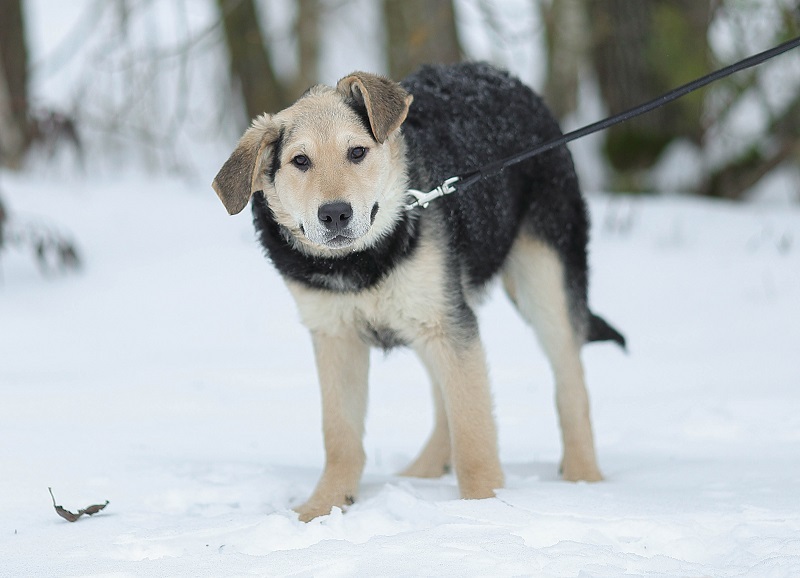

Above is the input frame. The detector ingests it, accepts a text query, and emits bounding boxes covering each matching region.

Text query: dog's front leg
[295,330,369,522]
[414,333,504,499]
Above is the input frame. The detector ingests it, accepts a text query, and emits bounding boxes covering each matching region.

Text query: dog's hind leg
[502,234,603,482]
[400,371,451,478]
[295,329,370,522]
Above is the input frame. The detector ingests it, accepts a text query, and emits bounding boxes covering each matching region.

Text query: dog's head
[212,72,413,254]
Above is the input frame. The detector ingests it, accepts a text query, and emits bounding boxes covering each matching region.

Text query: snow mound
[1,174,799,576]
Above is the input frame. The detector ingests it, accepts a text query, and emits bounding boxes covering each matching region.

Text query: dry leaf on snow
[48,487,109,523]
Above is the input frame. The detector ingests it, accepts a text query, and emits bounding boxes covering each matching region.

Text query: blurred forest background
[0,0,798,201]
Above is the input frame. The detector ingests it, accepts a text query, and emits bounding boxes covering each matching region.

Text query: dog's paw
[294,494,355,523]
[560,457,604,482]
[457,467,504,500]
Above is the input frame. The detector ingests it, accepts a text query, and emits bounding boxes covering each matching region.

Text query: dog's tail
[587,313,626,350]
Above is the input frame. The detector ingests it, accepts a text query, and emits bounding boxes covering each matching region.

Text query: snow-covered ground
[1,170,799,577]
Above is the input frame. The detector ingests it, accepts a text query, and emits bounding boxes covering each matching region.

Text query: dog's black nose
[318,202,353,231]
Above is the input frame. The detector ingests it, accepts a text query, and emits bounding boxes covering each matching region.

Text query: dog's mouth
[323,234,357,249]
[299,226,363,251]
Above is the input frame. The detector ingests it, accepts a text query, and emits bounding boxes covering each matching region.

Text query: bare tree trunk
[541,0,589,120]
[0,0,30,168]
[383,0,462,80]
[216,0,287,123]
[293,0,321,96]
[586,0,712,188]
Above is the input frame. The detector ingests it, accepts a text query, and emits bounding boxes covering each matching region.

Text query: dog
[212,62,625,522]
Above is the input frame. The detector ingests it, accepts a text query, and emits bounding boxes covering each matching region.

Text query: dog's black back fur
[400,63,595,333]
[252,62,624,346]
[400,63,588,290]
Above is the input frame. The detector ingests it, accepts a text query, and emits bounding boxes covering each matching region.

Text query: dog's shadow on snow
[356,460,563,504]
[502,461,563,483]
[273,460,563,516]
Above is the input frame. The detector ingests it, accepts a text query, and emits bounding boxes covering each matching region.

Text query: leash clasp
[404,176,460,211]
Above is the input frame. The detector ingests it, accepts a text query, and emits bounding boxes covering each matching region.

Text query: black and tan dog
[213,62,624,522]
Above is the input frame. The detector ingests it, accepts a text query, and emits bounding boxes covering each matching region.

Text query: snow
[1,170,799,577]
[3,0,800,574]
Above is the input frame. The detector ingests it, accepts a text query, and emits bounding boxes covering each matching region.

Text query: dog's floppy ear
[212,114,280,215]
[336,72,413,143]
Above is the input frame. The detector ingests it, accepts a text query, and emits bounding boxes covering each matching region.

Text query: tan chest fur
[285,231,451,345]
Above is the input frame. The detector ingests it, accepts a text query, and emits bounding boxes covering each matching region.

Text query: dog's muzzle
[306,201,371,249]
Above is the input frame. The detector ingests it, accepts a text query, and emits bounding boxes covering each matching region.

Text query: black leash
[405,35,800,210]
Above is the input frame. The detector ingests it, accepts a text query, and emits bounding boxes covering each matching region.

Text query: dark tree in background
[216,0,322,127]
[0,0,80,273]
[0,0,795,200]
[216,0,289,123]
[586,0,713,190]
[293,0,321,97]
[543,0,799,198]
[383,0,462,79]
[541,0,588,120]
[215,0,461,124]
[0,0,30,169]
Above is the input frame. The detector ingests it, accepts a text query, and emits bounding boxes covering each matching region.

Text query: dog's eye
[292,155,310,171]
[348,146,367,163]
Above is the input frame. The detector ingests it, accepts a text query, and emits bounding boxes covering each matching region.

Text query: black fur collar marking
[252,193,419,293]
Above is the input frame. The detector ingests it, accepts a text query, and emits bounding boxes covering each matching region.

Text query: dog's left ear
[336,72,413,143]
[212,114,280,215]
